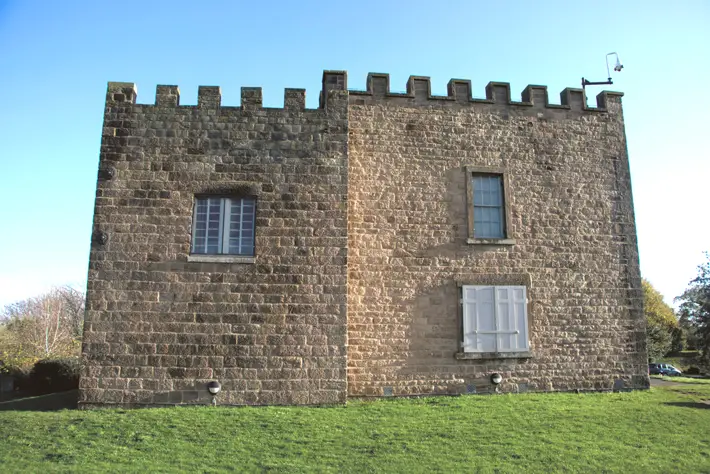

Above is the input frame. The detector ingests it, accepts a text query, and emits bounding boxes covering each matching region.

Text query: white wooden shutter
[511,286,529,351]
[495,286,528,352]
[462,286,477,351]
[462,285,529,353]
[496,287,514,351]
[462,286,496,352]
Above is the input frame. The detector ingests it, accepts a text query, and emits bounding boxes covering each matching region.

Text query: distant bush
[685,366,701,375]
[9,366,33,392]
[29,358,80,394]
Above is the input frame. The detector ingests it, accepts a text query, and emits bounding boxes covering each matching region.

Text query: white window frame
[461,285,529,354]
[190,196,255,256]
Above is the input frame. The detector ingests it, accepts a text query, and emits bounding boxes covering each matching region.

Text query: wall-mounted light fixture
[490,373,503,386]
[92,230,108,246]
[99,167,116,180]
[207,381,221,406]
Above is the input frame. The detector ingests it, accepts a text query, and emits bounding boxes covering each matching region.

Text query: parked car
[649,363,682,376]
[662,365,682,376]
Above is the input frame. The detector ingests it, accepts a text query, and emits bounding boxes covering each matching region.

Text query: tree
[643,279,678,361]
[678,308,700,350]
[676,253,710,367]
[0,286,85,372]
[55,286,85,339]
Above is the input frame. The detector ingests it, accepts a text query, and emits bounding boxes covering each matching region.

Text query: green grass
[1,384,710,473]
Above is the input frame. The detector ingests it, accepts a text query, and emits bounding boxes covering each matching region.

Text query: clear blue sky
[0,0,708,307]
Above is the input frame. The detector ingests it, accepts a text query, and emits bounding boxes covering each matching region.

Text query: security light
[490,373,503,385]
[93,230,108,246]
[207,381,221,395]
[613,55,624,72]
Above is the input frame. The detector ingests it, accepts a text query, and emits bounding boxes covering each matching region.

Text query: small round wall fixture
[207,380,221,395]
[99,167,116,180]
[93,230,109,246]
[490,373,503,385]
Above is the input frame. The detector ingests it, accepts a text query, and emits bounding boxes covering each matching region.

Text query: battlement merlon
[156,85,180,107]
[319,70,348,109]
[349,72,624,113]
[198,86,221,109]
[106,82,137,104]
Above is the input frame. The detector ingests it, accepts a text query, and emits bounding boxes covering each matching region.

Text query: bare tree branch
[0,287,85,368]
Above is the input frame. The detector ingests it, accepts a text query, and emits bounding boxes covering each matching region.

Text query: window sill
[455,351,533,360]
[466,238,516,245]
[187,255,255,264]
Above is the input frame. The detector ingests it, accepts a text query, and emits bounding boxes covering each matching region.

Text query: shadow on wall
[79,382,314,408]
[0,390,78,411]
[79,382,221,408]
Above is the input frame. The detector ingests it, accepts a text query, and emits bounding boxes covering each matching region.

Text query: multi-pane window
[472,175,505,239]
[461,285,529,353]
[191,197,255,256]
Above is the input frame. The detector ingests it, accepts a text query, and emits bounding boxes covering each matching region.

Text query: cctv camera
[612,55,623,72]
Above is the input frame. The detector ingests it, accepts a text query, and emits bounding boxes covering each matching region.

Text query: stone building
[79,70,648,407]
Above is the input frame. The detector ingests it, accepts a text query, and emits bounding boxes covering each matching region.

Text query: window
[472,175,504,238]
[461,285,529,354]
[465,167,514,244]
[191,196,255,256]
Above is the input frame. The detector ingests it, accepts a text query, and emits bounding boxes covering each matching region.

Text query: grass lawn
[1,382,710,473]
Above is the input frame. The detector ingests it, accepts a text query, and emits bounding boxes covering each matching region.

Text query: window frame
[456,283,533,360]
[465,166,515,245]
[188,194,257,263]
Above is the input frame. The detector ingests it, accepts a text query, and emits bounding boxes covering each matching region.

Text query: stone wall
[80,69,648,406]
[80,73,349,407]
[346,73,648,396]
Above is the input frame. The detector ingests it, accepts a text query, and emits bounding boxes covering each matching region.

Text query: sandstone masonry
[80,70,648,407]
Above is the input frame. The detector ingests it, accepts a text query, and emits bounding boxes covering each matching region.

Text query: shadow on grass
[0,390,78,411]
[664,401,710,410]
[651,377,710,386]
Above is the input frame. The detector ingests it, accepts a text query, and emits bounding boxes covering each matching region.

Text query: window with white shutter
[191,196,256,256]
[461,285,529,353]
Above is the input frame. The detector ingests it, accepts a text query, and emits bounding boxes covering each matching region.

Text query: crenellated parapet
[105,69,623,115]
[349,72,623,114]
[105,70,349,113]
